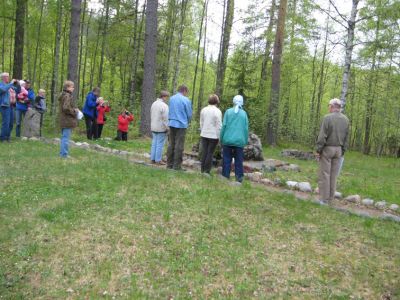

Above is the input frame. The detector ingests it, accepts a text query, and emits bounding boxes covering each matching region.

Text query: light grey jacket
[151,98,169,133]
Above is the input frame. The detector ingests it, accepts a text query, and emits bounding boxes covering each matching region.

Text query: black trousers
[115,130,128,141]
[84,115,97,140]
[167,127,186,170]
[96,124,104,139]
[201,137,219,173]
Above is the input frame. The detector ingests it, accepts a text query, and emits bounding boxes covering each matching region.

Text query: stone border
[24,137,400,223]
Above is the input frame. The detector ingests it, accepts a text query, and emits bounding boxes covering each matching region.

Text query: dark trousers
[115,130,128,141]
[39,113,44,137]
[167,127,186,170]
[201,137,219,173]
[84,115,97,140]
[96,124,104,139]
[0,106,11,141]
[222,145,244,182]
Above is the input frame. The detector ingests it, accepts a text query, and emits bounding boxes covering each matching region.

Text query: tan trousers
[318,146,342,201]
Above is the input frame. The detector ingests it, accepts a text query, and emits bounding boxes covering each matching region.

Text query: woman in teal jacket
[220,95,249,182]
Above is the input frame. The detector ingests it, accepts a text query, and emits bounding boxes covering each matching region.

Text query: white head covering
[233,95,244,113]
[329,98,342,107]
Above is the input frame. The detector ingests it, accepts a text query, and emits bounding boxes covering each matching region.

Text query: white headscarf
[233,95,244,113]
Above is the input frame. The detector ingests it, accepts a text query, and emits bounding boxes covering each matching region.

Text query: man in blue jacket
[166,85,192,170]
[15,80,35,137]
[0,73,18,142]
[83,87,101,140]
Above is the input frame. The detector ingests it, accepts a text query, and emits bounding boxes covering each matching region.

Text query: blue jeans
[222,146,244,182]
[60,128,72,157]
[0,106,11,141]
[15,109,27,137]
[151,132,167,162]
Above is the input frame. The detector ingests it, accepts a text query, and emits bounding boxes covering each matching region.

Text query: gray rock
[261,178,274,185]
[29,137,39,141]
[21,137,28,141]
[380,213,400,223]
[53,138,60,143]
[143,153,151,159]
[243,133,264,161]
[262,165,276,173]
[264,159,288,168]
[119,151,129,156]
[344,195,361,203]
[112,149,120,154]
[389,204,399,211]
[375,201,387,209]
[75,142,83,146]
[69,140,76,146]
[334,192,343,199]
[286,181,298,189]
[362,198,374,206]
[281,149,316,160]
[229,181,242,187]
[297,182,312,193]
[251,172,263,182]
[279,164,300,172]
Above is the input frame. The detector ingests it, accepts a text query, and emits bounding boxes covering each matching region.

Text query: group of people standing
[2,74,348,201]
[0,72,46,142]
[150,84,249,183]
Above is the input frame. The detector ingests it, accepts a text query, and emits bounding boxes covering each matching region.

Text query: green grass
[0,141,399,299]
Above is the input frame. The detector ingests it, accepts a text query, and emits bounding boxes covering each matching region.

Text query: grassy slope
[0,141,399,299]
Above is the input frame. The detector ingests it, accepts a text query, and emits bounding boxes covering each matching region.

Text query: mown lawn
[0,141,399,299]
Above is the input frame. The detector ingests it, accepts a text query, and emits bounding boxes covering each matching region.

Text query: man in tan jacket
[150,91,170,164]
[316,98,349,204]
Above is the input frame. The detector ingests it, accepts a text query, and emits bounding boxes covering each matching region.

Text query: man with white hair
[316,98,349,204]
[0,72,17,142]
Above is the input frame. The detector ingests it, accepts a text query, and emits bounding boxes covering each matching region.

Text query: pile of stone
[281,149,316,160]
[244,133,264,161]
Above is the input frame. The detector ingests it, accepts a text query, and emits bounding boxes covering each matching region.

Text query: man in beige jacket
[316,98,349,204]
[150,91,170,164]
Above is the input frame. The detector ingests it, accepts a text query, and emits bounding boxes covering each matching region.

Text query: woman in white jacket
[200,94,222,174]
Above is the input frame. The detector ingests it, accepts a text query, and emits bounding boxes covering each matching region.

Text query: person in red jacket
[115,109,134,141]
[95,97,110,139]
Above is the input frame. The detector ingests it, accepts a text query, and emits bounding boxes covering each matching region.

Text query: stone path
[30,137,400,223]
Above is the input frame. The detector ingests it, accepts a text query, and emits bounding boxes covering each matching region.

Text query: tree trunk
[160,0,178,90]
[313,10,330,138]
[13,0,26,79]
[50,0,63,115]
[266,0,288,146]
[196,0,208,120]
[76,0,87,103]
[257,0,276,101]
[130,1,146,109]
[191,0,208,114]
[363,16,380,155]
[215,0,234,100]
[140,0,158,136]
[171,0,189,93]
[339,0,359,111]
[90,11,103,89]
[98,0,110,88]
[129,0,141,107]
[68,0,82,99]
[81,11,92,103]
[32,0,45,88]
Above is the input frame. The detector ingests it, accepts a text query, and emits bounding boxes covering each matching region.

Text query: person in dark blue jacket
[83,87,101,140]
[15,80,35,137]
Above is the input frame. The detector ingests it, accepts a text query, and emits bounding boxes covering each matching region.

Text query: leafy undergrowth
[0,141,399,299]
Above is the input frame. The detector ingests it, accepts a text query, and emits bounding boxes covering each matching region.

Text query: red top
[96,105,111,125]
[117,114,134,132]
